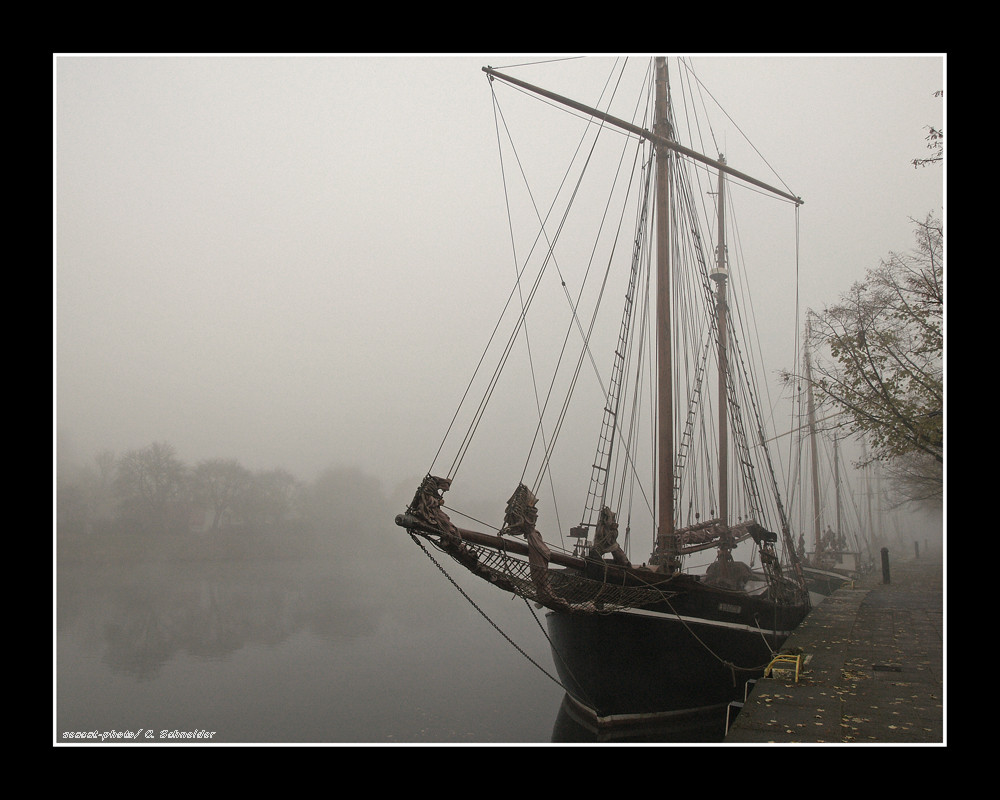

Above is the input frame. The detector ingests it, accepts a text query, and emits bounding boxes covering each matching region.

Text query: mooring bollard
[914,540,920,559]
[881,547,891,584]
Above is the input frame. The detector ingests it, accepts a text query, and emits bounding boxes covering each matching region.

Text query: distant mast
[834,434,842,541]
[805,317,822,552]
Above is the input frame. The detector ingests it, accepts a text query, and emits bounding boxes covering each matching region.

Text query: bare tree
[191,458,253,533]
[883,451,942,513]
[911,90,943,169]
[803,214,943,506]
[115,442,190,533]
[237,468,300,532]
[56,449,118,535]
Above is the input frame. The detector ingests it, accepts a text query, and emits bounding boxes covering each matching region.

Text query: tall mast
[653,56,678,571]
[805,317,822,552]
[863,439,874,553]
[874,461,884,548]
[713,159,729,530]
[834,434,842,541]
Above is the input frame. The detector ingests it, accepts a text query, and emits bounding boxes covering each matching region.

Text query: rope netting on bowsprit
[414,529,677,614]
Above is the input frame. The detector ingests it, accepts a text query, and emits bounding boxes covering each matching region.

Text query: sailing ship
[395,57,811,727]
[795,319,874,596]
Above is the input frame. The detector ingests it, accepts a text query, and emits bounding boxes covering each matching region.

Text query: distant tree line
[57,441,304,537]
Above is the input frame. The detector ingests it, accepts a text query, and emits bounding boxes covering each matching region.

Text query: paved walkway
[725,546,944,744]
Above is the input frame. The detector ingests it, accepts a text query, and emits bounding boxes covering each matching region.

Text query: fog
[55,54,944,490]
[55,54,945,743]
[55,465,580,742]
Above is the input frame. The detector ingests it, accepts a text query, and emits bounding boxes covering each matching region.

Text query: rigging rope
[406,531,570,692]
[494,81,565,540]
[440,61,631,488]
[433,55,805,573]
[408,530,613,712]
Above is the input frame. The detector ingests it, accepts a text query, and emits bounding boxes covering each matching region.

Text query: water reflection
[56,549,568,743]
[58,560,381,682]
[550,695,727,743]
[58,548,731,743]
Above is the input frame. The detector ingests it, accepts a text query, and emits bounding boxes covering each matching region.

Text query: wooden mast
[713,158,729,531]
[863,439,874,552]
[653,56,678,571]
[805,317,823,553]
[834,434,842,543]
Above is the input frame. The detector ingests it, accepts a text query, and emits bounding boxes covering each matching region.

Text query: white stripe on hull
[614,605,798,638]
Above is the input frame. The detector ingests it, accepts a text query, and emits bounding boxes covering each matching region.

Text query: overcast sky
[54,54,945,491]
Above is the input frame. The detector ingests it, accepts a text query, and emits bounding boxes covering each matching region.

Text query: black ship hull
[546,594,808,727]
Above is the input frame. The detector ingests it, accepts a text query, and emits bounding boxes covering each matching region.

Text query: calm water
[55,535,728,745]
